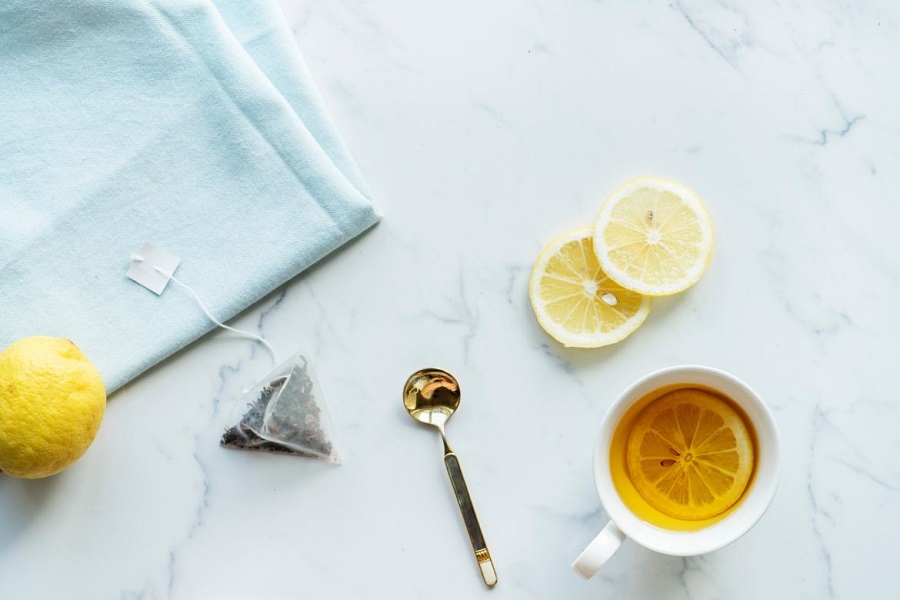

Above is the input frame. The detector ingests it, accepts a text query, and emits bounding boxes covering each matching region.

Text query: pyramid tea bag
[221,352,341,463]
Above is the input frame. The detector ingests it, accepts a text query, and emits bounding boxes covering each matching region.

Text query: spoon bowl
[403,368,460,430]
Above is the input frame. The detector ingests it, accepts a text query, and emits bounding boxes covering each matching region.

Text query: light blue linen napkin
[0,0,380,392]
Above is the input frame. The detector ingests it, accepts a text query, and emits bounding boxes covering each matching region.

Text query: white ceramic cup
[572,365,780,579]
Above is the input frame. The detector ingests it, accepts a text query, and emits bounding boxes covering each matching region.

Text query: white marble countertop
[3,1,899,598]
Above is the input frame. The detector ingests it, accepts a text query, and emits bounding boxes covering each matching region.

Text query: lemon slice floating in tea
[593,177,714,296]
[626,389,753,520]
[529,227,651,348]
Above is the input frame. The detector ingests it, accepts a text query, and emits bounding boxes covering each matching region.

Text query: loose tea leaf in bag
[221,352,340,463]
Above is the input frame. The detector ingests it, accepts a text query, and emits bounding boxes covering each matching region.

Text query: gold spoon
[403,368,498,588]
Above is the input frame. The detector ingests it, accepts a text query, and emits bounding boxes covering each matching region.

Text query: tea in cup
[572,365,780,579]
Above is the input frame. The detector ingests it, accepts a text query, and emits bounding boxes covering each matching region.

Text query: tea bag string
[130,254,278,366]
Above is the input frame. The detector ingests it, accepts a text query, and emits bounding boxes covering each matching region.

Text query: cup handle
[571,521,627,579]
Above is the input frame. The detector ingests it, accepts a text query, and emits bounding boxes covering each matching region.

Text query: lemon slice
[529,227,651,348]
[627,389,754,520]
[593,177,714,296]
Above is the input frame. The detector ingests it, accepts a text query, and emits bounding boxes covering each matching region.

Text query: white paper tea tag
[127,242,181,295]
[124,243,277,363]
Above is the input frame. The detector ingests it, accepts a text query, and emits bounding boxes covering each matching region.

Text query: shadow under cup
[574,365,780,578]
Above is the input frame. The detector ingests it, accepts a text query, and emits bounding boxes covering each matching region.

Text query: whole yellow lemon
[0,336,106,479]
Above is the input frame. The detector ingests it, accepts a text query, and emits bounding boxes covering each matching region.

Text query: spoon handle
[444,451,498,587]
